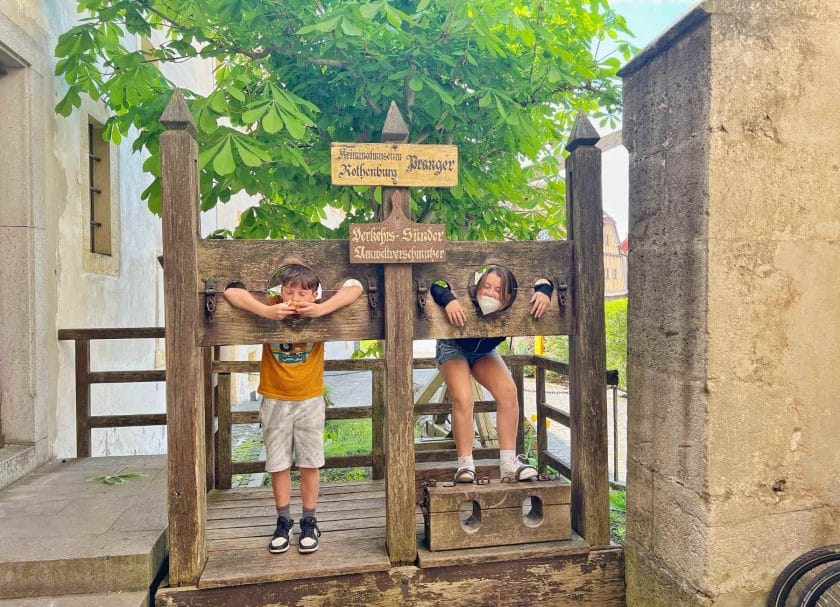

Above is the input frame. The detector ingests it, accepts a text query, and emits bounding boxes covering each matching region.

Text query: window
[88,118,112,255]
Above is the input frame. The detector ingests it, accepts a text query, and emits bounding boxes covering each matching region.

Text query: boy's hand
[444,300,466,328]
[529,291,550,319]
[260,302,298,321]
[292,301,326,318]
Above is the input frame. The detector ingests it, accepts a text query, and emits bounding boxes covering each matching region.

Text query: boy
[224,264,363,554]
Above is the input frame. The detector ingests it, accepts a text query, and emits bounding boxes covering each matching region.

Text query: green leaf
[478,92,492,108]
[234,138,262,167]
[409,75,423,92]
[261,108,283,133]
[212,139,236,175]
[296,15,342,35]
[341,18,363,36]
[360,2,381,19]
[242,104,268,124]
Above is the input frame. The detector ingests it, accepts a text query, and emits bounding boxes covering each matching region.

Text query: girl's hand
[444,300,466,328]
[529,291,550,319]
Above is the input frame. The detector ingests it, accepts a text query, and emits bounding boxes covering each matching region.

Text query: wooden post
[380,102,417,564]
[203,347,215,491]
[160,91,207,585]
[75,339,91,457]
[215,373,232,490]
[536,364,547,471]
[371,365,385,480]
[565,113,610,546]
[512,365,525,456]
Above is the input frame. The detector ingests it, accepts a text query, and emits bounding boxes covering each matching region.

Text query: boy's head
[278,264,319,305]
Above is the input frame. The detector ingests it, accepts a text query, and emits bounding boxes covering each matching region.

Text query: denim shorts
[435,339,498,368]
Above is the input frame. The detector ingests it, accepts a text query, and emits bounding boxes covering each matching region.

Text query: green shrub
[543,297,627,388]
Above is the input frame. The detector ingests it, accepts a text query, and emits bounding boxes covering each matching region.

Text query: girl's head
[476,265,515,307]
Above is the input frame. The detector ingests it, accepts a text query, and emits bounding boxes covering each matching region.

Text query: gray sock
[276,504,291,520]
[302,506,317,520]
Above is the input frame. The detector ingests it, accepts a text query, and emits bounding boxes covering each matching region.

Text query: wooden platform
[155,480,624,606]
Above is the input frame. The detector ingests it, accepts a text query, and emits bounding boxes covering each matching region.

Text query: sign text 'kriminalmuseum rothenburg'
[331,142,458,188]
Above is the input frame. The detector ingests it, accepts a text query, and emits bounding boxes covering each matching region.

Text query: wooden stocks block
[423,479,571,551]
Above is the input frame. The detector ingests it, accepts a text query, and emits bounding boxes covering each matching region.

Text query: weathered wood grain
[74,339,91,457]
[195,240,572,346]
[566,115,610,546]
[413,240,573,340]
[383,204,418,564]
[214,373,232,490]
[160,91,207,585]
[371,366,385,479]
[424,478,571,513]
[87,414,166,428]
[425,503,571,550]
[155,546,624,607]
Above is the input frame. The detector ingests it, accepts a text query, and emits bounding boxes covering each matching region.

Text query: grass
[609,489,626,544]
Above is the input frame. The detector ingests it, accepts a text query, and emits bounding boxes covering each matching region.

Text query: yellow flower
[530,414,537,423]
[545,420,551,429]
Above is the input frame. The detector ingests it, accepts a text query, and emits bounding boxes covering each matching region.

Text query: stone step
[0,456,168,600]
[0,443,48,491]
[0,590,149,607]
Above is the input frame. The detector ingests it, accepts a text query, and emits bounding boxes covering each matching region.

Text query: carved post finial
[565,111,601,153]
[161,89,197,138]
[381,101,409,143]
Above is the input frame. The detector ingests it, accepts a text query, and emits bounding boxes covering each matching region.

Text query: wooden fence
[57,328,622,488]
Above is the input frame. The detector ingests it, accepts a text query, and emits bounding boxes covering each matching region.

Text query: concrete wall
[622,1,840,605]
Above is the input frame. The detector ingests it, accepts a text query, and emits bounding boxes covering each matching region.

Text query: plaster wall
[622,1,840,605]
[0,2,217,461]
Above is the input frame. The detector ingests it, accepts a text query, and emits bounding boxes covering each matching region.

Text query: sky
[610,0,699,50]
[598,0,698,239]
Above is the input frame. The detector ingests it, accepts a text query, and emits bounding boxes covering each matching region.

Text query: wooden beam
[381,102,416,565]
[565,113,610,546]
[160,90,207,585]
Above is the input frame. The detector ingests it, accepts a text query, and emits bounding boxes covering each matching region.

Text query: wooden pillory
[159,91,608,589]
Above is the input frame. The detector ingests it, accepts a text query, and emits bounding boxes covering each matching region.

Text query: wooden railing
[58,327,622,488]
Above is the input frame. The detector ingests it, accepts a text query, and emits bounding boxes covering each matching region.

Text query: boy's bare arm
[294,281,363,318]
[223,287,297,321]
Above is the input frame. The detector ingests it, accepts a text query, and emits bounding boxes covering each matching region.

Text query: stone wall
[622,1,840,605]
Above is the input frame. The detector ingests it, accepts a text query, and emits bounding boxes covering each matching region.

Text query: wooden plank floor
[202,480,396,589]
[201,479,594,591]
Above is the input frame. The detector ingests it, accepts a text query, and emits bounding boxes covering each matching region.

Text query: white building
[0,4,231,486]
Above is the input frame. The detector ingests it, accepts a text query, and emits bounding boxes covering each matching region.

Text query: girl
[430,266,553,482]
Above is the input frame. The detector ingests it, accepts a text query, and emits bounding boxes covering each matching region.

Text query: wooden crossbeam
[196,240,572,346]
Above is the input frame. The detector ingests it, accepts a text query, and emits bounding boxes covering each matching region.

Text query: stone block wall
[622,1,840,605]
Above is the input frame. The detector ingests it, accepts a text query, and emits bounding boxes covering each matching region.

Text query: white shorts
[260,396,326,472]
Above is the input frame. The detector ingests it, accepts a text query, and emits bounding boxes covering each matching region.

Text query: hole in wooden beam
[467,264,518,317]
[458,500,482,533]
[521,495,544,528]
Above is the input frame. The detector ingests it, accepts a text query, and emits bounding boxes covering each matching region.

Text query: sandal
[501,455,539,482]
[453,467,476,483]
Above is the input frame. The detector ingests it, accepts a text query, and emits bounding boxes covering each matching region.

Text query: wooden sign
[331,142,458,187]
[349,203,446,264]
